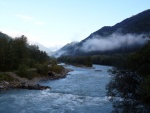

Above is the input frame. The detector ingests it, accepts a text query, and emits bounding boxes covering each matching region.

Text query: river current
[0,64,113,113]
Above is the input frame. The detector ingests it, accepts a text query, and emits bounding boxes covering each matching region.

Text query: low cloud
[81,33,149,52]
[54,50,67,58]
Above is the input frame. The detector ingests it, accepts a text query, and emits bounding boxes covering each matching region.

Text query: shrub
[36,64,49,76]
[0,73,15,81]
[17,64,28,77]
[48,65,64,74]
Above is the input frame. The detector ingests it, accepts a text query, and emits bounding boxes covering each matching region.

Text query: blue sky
[0,0,150,50]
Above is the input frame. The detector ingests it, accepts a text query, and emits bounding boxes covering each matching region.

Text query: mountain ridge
[54,9,150,57]
[81,9,150,44]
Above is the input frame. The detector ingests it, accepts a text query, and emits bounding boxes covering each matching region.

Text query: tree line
[57,56,92,67]
[106,41,150,112]
[0,33,49,72]
[57,54,128,67]
[57,39,150,112]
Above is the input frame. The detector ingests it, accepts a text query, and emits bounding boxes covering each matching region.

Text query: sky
[0,0,150,50]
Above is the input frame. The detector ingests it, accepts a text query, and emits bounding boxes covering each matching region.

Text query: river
[0,64,113,113]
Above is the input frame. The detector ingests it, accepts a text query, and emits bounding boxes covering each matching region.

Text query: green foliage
[107,68,150,112]
[49,57,57,65]
[140,75,150,104]
[127,41,150,76]
[58,54,128,67]
[17,70,40,80]
[106,41,150,112]
[17,64,28,78]
[0,73,15,81]
[48,65,64,74]
[57,56,92,67]
[29,45,50,65]
[36,64,49,76]
[91,54,128,67]
[35,63,64,75]
[17,63,50,80]
[0,33,51,80]
[0,34,50,72]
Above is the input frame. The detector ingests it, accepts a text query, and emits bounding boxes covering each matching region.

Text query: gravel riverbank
[0,68,72,91]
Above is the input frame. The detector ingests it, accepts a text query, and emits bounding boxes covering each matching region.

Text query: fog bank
[81,33,148,52]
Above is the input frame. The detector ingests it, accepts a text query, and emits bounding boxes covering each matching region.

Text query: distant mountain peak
[65,41,79,46]
[30,42,52,53]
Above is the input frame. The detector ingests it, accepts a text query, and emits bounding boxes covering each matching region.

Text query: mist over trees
[54,9,150,57]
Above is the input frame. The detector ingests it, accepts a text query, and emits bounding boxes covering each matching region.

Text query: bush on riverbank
[48,65,64,74]
[16,63,65,80]
[106,41,150,112]
[0,73,15,82]
[35,63,65,76]
[36,64,49,76]
[17,70,40,80]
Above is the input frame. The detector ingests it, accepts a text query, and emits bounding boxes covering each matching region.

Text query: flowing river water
[0,64,113,113]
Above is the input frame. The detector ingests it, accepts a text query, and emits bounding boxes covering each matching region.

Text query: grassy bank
[0,64,68,90]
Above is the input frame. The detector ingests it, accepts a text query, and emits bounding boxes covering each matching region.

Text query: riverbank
[0,64,112,113]
[0,68,72,91]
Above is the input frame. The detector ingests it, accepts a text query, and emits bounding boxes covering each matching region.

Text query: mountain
[55,9,150,57]
[53,41,79,57]
[31,42,52,54]
[0,32,12,40]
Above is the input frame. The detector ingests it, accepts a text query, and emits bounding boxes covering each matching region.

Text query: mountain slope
[32,42,52,53]
[53,41,79,57]
[55,9,150,57]
[0,32,12,40]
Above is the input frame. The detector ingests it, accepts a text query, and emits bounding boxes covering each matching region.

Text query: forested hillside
[0,32,49,72]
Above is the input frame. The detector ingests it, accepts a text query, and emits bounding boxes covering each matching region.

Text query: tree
[106,41,150,112]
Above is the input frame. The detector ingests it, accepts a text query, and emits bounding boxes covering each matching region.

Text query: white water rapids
[0,64,113,113]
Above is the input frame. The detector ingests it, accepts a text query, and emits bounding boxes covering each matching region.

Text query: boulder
[48,71,55,76]
[18,83,51,90]
[0,85,4,89]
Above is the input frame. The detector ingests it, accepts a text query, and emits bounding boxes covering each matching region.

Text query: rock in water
[18,83,51,90]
